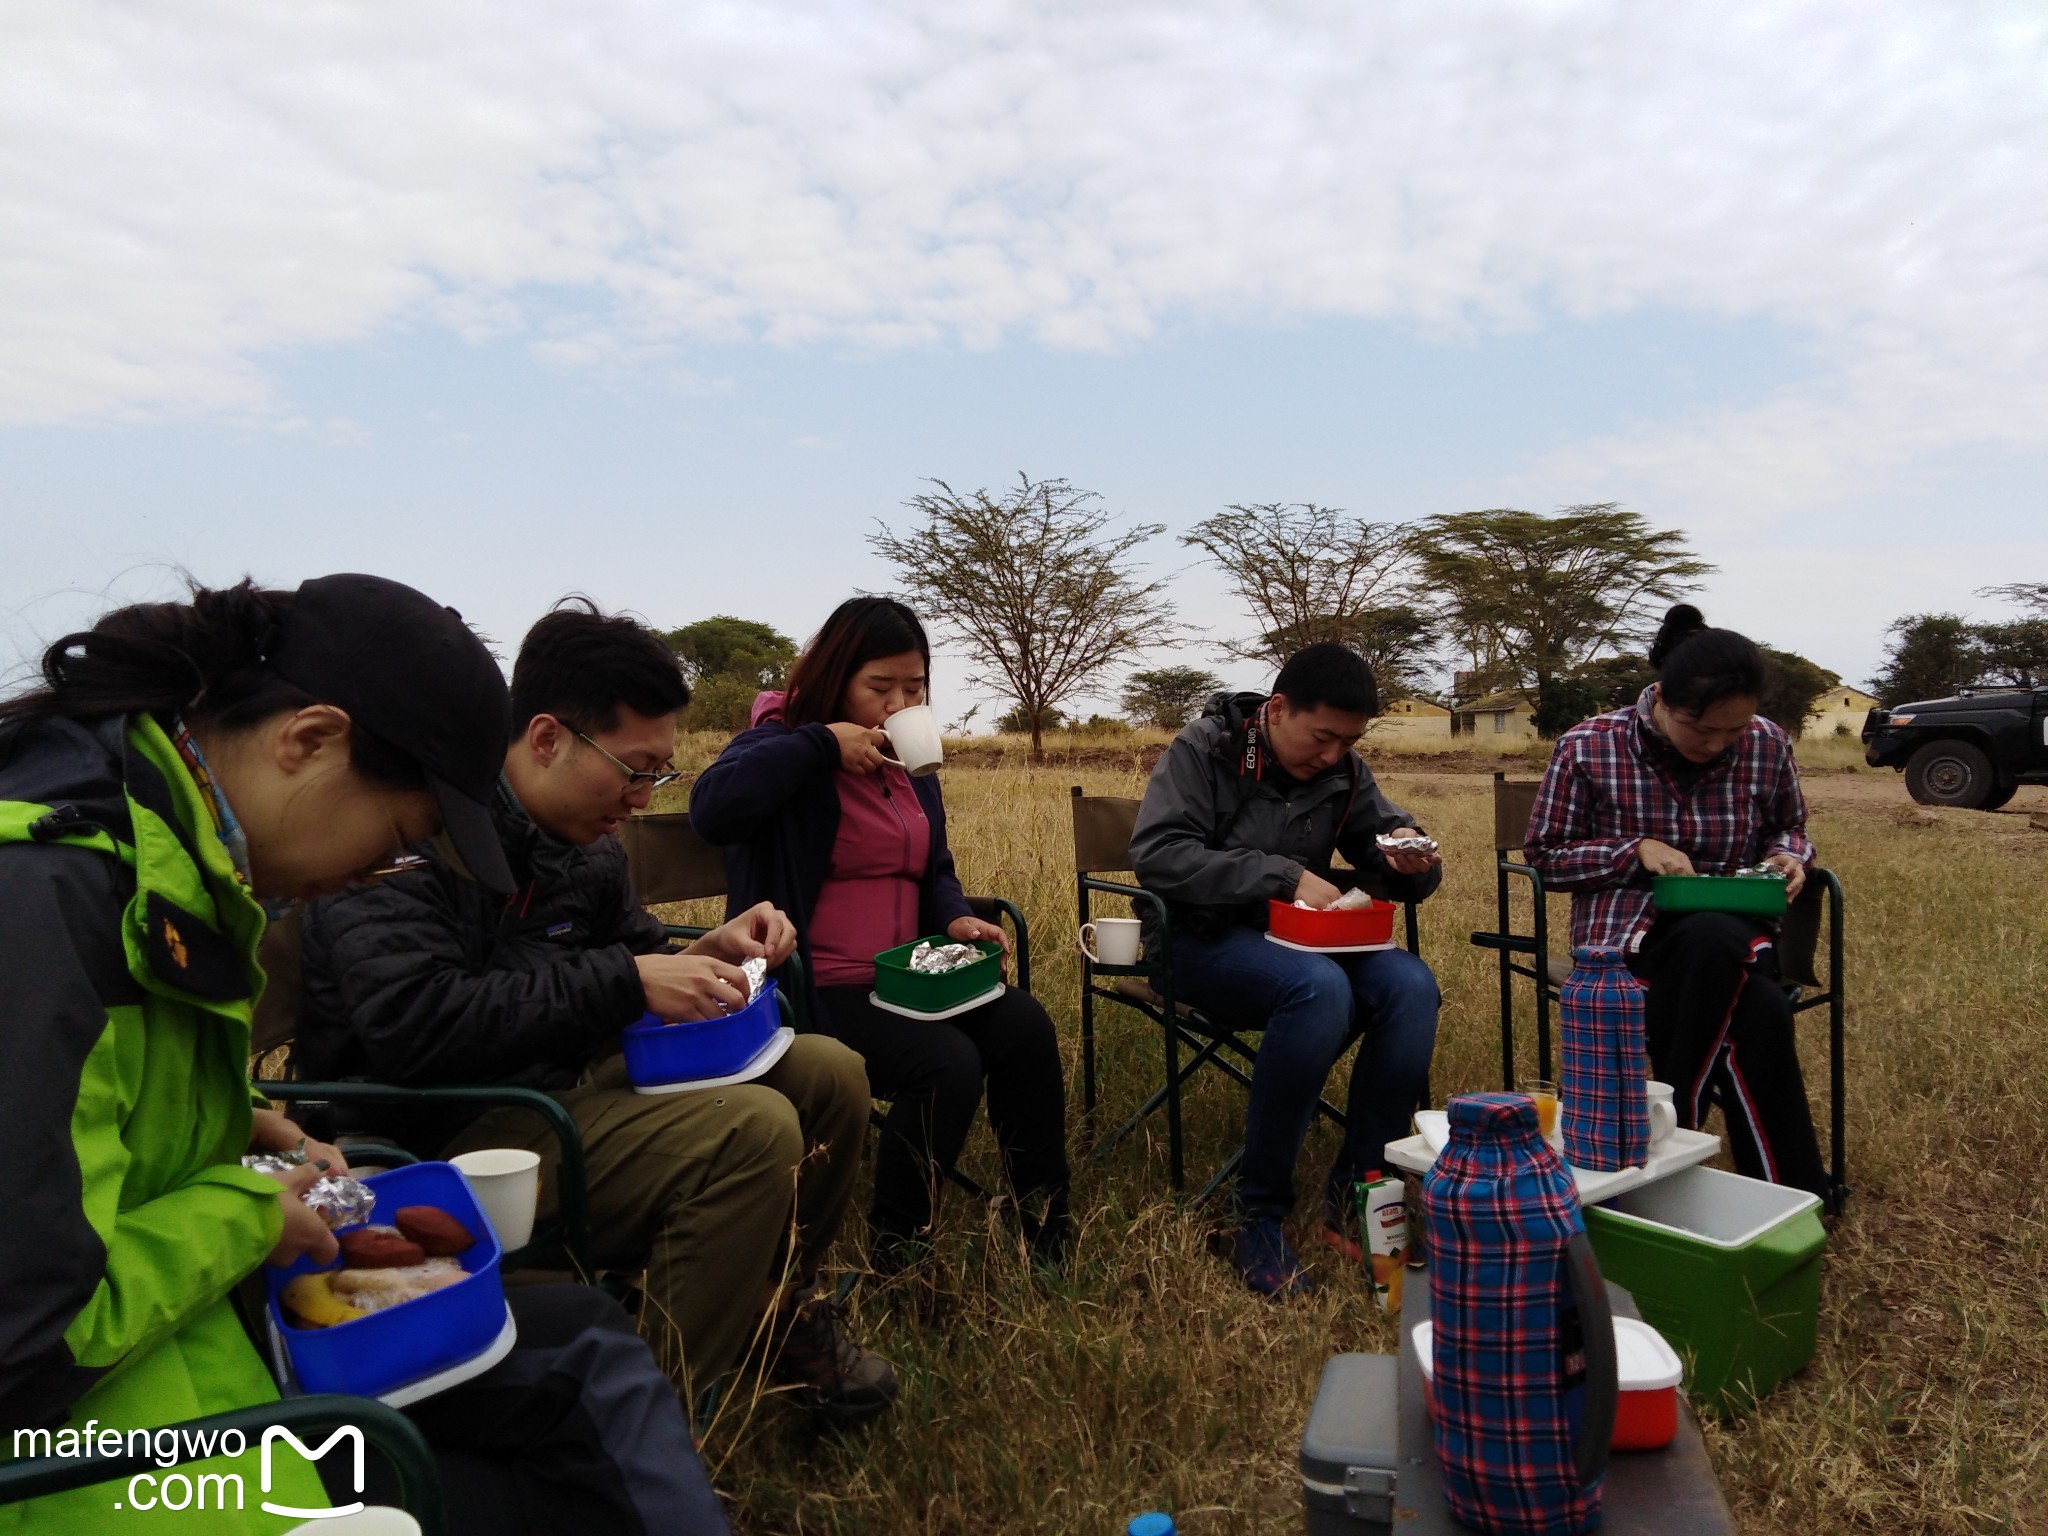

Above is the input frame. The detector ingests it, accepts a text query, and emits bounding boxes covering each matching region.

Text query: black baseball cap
[267,573,516,894]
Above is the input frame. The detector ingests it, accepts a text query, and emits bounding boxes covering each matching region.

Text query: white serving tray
[1263,934,1397,954]
[868,984,1007,1022]
[1381,1126,1721,1207]
[268,1302,517,1408]
[632,1026,795,1095]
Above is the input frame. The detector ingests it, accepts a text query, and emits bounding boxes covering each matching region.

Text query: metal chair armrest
[0,1394,444,1534]
[967,894,1033,993]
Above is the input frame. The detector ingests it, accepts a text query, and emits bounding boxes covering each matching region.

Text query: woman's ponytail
[1649,603,1767,715]
[0,580,311,729]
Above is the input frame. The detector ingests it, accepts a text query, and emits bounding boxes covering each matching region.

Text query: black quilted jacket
[295,779,669,1152]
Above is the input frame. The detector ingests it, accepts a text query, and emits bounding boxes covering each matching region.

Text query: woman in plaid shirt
[1524,605,1828,1199]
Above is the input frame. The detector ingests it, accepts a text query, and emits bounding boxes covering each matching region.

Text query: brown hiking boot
[769,1294,897,1420]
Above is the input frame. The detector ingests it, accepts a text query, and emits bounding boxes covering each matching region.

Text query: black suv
[1862,688,2048,808]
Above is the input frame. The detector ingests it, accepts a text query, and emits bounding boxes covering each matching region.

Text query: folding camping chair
[1466,772,1850,1215]
[1070,785,1424,1202]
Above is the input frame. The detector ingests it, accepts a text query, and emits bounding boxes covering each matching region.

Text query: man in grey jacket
[1130,643,1443,1297]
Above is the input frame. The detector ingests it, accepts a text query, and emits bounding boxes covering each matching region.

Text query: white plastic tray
[1381,1126,1721,1207]
[868,984,1006,1021]
[1263,934,1397,954]
[268,1302,517,1408]
[632,1026,795,1095]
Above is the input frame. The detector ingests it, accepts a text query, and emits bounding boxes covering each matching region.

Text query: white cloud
[0,0,2043,524]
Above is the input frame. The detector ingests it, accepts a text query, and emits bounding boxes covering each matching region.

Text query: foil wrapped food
[1732,863,1790,880]
[908,940,985,974]
[1376,832,1440,857]
[741,955,767,1000]
[1292,887,1384,911]
[242,1142,377,1229]
[302,1175,377,1229]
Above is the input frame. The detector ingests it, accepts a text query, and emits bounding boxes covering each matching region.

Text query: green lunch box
[872,937,1004,1014]
[1651,873,1788,917]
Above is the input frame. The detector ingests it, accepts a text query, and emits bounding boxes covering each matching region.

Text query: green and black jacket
[0,711,326,1532]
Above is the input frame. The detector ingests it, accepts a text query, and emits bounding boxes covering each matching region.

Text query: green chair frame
[1070,786,1423,1202]
[0,1394,444,1534]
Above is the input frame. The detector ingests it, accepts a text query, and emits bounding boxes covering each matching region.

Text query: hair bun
[1648,603,1708,668]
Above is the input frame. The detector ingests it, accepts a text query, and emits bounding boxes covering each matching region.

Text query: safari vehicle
[1861,687,2048,809]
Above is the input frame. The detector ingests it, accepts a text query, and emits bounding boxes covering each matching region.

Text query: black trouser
[341,1285,730,1535]
[817,984,1070,1243]
[1627,911,1828,1200]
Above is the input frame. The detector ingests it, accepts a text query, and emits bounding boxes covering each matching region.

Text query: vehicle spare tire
[1904,740,1997,809]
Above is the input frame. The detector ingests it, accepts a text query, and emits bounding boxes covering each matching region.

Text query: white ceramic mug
[1078,917,1142,967]
[879,704,943,777]
[1645,1080,1678,1145]
[450,1148,541,1251]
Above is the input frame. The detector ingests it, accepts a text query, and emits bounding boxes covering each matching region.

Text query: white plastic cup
[449,1148,541,1251]
[1078,917,1142,967]
[879,704,944,777]
[1645,1080,1678,1146]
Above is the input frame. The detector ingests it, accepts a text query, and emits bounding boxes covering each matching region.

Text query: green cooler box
[1586,1166,1824,1413]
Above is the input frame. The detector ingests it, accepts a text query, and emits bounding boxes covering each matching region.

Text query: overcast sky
[3,0,2044,715]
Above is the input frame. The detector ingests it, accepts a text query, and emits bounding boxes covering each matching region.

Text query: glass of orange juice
[1519,1080,1562,1144]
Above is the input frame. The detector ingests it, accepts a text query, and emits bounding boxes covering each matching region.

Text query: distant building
[1451,690,1538,741]
[1803,686,1878,740]
[1382,696,1450,719]
[1370,696,1452,741]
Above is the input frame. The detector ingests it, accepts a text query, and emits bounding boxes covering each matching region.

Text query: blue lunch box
[266,1161,506,1398]
[621,977,779,1088]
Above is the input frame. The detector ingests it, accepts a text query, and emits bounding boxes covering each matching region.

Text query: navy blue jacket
[688,716,973,1016]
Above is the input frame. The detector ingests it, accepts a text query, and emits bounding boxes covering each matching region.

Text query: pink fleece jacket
[753,692,932,986]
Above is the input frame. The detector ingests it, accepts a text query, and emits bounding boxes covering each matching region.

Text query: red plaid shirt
[1523,687,1814,950]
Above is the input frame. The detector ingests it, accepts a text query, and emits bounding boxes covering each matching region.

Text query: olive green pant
[442,1033,868,1395]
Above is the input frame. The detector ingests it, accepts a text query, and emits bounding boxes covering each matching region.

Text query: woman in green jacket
[0,577,728,1534]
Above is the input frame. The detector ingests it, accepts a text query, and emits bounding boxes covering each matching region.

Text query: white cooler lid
[1412,1315,1682,1392]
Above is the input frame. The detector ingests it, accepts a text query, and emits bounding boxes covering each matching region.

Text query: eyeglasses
[575,731,683,793]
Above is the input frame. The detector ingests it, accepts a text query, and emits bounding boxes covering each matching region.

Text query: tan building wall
[1803,687,1878,740]
[1452,693,1539,742]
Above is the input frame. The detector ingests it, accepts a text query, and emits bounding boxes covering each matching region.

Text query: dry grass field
[651,736,2048,1535]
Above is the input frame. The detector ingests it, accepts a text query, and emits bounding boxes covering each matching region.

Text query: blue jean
[1169,925,1440,1221]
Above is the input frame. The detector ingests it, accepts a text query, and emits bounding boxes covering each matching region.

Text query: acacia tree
[1120,665,1224,730]
[870,475,1178,760]
[1869,614,1983,704]
[1182,503,1434,695]
[1413,505,1712,700]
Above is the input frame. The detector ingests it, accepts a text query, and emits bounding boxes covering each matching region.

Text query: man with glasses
[294,600,893,1420]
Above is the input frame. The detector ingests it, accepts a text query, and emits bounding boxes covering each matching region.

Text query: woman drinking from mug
[691,597,1071,1271]
[1523,604,1829,1200]
[0,576,728,1535]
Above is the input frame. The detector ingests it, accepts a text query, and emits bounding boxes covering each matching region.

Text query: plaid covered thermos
[1422,1093,1619,1536]
[1559,947,1651,1172]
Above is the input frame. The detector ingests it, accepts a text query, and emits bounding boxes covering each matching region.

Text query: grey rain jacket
[1128,692,1442,960]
